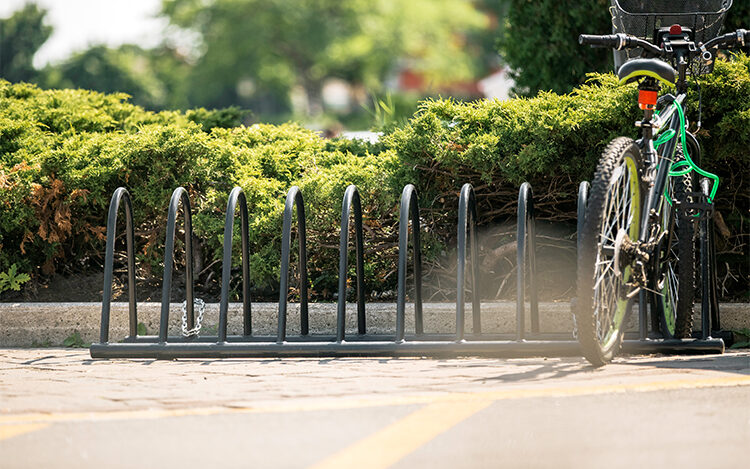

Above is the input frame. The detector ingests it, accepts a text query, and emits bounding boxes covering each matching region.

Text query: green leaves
[730,328,750,349]
[385,59,749,303]
[0,80,399,297]
[1,55,747,300]
[62,331,88,348]
[386,75,638,186]
[0,264,30,293]
[497,0,612,95]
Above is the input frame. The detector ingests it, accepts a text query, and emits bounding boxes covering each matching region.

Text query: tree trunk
[302,76,324,117]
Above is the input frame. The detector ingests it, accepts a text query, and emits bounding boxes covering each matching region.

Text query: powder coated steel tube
[396,185,423,342]
[158,188,194,343]
[456,184,480,341]
[218,187,251,342]
[337,185,366,342]
[100,188,137,344]
[279,186,309,339]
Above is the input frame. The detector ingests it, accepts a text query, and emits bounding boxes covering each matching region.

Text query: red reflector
[638,90,658,110]
[670,24,682,35]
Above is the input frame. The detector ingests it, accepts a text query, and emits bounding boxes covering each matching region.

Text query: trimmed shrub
[1,55,747,300]
[0,81,400,299]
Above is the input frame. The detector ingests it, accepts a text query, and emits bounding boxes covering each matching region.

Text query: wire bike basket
[90,180,726,360]
[610,0,733,75]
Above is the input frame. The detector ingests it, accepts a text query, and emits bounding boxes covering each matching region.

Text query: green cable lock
[653,100,720,206]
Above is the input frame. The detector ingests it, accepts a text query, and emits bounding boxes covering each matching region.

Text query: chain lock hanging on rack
[181,298,205,337]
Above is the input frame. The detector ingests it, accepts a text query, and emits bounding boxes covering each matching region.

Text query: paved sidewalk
[1,349,749,468]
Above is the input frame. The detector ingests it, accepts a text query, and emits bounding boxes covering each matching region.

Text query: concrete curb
[1,302,747,347]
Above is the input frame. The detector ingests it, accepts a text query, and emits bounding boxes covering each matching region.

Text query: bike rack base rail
[89,338,723,359]
[91,181,725,360]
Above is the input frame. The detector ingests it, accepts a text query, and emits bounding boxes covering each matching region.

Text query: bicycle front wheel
[576,137,643,366]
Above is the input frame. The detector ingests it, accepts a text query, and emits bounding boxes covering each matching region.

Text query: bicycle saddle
[617,58,676,86]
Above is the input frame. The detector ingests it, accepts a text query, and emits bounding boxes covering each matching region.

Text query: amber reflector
[638,89,658,110]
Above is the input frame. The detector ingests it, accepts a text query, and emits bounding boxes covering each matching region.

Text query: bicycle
[575,0,747,366]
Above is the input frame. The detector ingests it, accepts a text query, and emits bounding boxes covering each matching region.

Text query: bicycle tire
[576,137,643,366]
[657,147,695,338]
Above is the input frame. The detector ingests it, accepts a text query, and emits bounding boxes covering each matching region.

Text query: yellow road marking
[0,423,49,441]
[1,374,749,427]
[308,400,492,469]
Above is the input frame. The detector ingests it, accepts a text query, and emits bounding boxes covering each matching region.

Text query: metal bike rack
[91,181,725,359]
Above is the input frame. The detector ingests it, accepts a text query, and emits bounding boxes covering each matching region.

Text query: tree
[498,0,750,96]
[42,44,191,110]
[724,2,750,31]
[725,2,750,55]
[497,0,613,95]
[161,0,490,115]
[0,3,52,83]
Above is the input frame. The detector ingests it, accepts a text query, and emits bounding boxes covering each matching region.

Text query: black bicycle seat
[617,58,676,86]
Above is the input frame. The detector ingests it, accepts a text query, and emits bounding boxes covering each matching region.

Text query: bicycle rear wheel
[576,137,643,366]
[657,146,695,338]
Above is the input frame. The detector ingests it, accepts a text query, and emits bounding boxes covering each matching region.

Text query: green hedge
[0,82,399,298]
[1,55,748,300]
[388,56,749,207]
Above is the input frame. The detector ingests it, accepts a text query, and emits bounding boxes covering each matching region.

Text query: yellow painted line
[0,423,49,441]
[0,406,236,426]
[1,374,749,426]
[308,400,492,469]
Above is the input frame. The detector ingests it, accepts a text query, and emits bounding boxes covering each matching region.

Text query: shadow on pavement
[619,352,750,375]
[469,358,596,382]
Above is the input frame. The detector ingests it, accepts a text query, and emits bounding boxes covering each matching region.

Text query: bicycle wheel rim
[659,198,678,337]
[593,155,641,350]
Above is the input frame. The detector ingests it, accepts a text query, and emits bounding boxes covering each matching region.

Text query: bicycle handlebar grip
[711,29,748,48]
[579,34,619,47]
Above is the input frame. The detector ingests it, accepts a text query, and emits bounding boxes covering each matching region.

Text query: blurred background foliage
[2,1,746,121]
[0,0,508,125]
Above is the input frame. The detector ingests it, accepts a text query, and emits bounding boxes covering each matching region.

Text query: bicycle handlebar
[580,29,749,60]
[578,33,663,56]
[578,34,621,47]
[702,29,748,50]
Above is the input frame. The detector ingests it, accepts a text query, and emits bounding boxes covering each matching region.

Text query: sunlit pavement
[1,349,749,468]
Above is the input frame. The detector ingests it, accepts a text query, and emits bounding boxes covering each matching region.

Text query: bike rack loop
[699,177,720,340]
[158,187,195,342]
[278,186,309,341]
[100,187,137,344]
[708,208,721,332]
[396,184,423,342]
[687,135,721,334]
[456,183,481,341]
[218,187,251,342]
[576,181,589,255]
[336,185,366,342]
[516,182,539,339]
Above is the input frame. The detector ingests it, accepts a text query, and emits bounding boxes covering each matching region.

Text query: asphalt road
[1,349,749,468]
